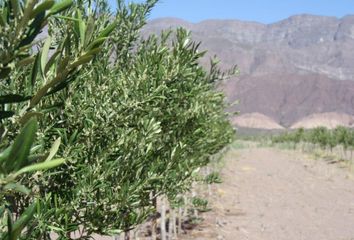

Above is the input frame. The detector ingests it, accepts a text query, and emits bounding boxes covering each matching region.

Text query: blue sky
[109,0,354,24]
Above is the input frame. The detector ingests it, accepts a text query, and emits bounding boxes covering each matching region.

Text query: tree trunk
[124,231,130,240]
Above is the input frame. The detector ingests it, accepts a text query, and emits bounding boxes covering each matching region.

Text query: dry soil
[181,147,354,240]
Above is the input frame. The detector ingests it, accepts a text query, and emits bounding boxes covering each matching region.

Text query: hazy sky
[109,0,354,24]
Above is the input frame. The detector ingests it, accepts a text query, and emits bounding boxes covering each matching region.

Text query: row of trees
[272,127,354,159]
[0,0,235,239]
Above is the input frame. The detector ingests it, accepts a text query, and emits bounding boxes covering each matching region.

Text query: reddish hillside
[290,112,354,129]
[143,16,354,128]
[224,74,354,127]
[232,113,284,129]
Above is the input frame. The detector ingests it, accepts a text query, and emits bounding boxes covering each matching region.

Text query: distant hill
[290,112,354,129]
[142,15,354,127]
[232,113,284,130]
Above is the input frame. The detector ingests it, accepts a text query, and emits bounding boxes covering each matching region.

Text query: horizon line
[147,13,354,25]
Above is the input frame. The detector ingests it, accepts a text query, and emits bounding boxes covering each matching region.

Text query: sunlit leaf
[5,118,38,173]
[45,137,61,162]
[15,158,65,175]
[48,0,72,16]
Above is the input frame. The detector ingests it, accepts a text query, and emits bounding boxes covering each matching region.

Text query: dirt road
[182,147,354,240]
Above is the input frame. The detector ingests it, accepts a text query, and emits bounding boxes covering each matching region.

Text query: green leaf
[10,0,20,18]
[48,0,72,16]
[30,0,55,19]
[10,202,37,239]
[86,37,107,50]
[16,56,36,67]
[7,209,13,240]
[19,112,43,125]
[45,137,61,162]
[44,50,60,74]
[31,52,41,88]
[0,10,6,27]
[5,118,38,173]
[98,21,118,38]
[41,36,52,78]
[75,9,86,47]
[30,65,70,108]
[0,94,31,104]
[84,15,95,47]
[57,56,70,74]
[0,206,5,218]
[4,183,31,195]
[69,54,94,69]
[19,10,46,48]
[80,47,102,59]
[15,158,65,175]
[0,146,12,169]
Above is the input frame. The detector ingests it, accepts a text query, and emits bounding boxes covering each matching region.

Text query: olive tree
[1,0,235,238]
[0,0,116,238]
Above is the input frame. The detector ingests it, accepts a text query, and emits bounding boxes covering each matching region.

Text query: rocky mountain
[142,15,354,127]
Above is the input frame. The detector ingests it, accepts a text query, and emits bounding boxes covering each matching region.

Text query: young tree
[2,0,234,238]
[0,0,117,238]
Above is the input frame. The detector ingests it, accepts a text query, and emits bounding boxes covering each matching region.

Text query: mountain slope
[142,15,354,127]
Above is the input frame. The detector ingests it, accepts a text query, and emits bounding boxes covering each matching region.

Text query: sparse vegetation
[272,127,354,163]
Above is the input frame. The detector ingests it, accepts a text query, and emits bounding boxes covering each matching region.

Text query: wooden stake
[192,183,198,218]
[152,193,158,240]
[172,208,177,239]
[178,207,182,235]
[168,206,173,239]
[161,197,167,240]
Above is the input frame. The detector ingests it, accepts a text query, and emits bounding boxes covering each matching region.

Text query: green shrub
[1,0,235,238]
[0,0,116,238]
[32,27,234,237]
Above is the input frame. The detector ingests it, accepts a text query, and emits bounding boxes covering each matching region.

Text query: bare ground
[181,147,354,240]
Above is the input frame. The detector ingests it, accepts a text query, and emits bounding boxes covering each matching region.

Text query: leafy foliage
[0,0,115,238]
[1,0,235,239]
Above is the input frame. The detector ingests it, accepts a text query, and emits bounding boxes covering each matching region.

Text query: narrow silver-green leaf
[75,9,86,47]
[6,118,38,173]
[48,0,72,16]
[11,202,37,239]
[31,52,41,88]
[84,15,95,47]
[45,137,61,162]
[0,146,12,168]
[86,37,107,50]
[41,36,52,77]
[4,183,31,195]
[30,0,55,19]
[15,158,65,175]
[98,21,118,38]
